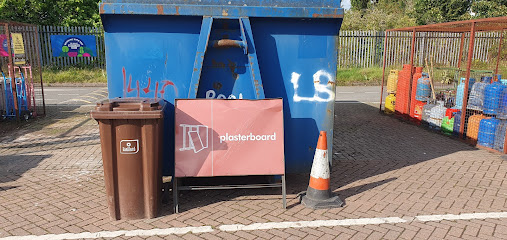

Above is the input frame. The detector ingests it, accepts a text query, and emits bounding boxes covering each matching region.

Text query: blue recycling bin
[100,0,344,174]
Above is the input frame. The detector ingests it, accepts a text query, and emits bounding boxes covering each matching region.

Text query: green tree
[413,0,472,25]
[342,0,417,30]
[0,0,101,27]
[351,0,370,10]
[470,0,507,18]
[60,0,101,27]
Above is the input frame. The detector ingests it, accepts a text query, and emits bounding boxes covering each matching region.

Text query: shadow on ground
[0,154,52,191]
[0,105,91,143]
[161,101,478,213]
[329,101,477,199]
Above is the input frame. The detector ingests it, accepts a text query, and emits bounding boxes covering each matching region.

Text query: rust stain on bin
[213,82,223,90]
[90,98,165,220]
[211,59,226,68]
[157,5,164,15]
[100,3,106,14]
[312,12,343,18]
[213,39,242,48]
[175,6,180,15]
[227,60,238,80]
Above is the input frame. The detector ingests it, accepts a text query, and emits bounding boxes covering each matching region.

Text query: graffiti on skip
[290,70,335,102]
[122,67,178,98]
[206,90,243,99]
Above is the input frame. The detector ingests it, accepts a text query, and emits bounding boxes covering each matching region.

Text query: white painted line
[2,212,507,240]
[43,89,75,92]
[56,104,97,107]
[57,94,79,96]
[81,96,101,100]
[124,227,213,236]
[335,101,381,104]
[0,226,213,240]
[337,92,355,94]
[219,217,406,232]
[60,99,93,104]
[416,212,507,222]
[365,92,378,94]
[88,92,107,97]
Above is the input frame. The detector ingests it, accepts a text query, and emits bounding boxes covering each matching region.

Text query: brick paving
[0,102,506,239]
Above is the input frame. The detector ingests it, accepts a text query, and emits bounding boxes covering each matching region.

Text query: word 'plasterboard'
[175,99,284,177]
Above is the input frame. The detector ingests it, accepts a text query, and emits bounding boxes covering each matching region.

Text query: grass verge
[336,61,506,86]
[43,67,107,84]
[336,67,383,86]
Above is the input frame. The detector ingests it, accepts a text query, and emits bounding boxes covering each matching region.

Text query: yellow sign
[11,33,25,65]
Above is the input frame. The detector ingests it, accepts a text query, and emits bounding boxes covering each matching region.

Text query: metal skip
[301,131,344,209]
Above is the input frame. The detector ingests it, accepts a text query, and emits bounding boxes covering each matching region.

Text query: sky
[342,0,351,10]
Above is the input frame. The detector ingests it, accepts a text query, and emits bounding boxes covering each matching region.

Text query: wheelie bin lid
[99,0,344,18]
[90,98,166,120]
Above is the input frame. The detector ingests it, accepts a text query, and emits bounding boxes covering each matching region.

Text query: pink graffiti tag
[155,82,159,99]
[127,74,136,93]
[143,77,151,94]
[159,80,178,96]
[122,67,127,98]
[122,67,178,99]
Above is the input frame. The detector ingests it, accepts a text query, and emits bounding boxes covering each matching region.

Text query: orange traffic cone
[301,131,344,209]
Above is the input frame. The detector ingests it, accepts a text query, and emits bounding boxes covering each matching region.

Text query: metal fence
[34,27,502,69]
[338,31,502,68]
[0,23,46,119]
[380,18,506,154]
[38,26,105,68]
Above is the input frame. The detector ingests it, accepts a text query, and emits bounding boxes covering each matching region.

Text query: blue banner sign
[51,35,97,57]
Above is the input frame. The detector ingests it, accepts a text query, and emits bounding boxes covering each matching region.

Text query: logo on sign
[61,37,92,57]
[120,140,139,154]
[180,124,209,153]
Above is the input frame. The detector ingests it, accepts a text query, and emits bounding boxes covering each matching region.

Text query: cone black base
[301,188,344,209]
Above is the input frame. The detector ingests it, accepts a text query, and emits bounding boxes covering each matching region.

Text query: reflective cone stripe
[308,132,330,191]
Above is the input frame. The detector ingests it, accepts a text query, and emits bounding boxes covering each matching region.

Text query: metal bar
[179,183,282,191]
[187,17,213,98]
[44,26,51,67]
[211,39,246,49]
[93,27,98,68]
[26,26,37,113]
[241,17,265,99]
[459,22,476,139]
[282,175,286,209]
[94,27,99,68]
[173,177,179,214]
[495,30,504,76]
[99,3,344,18]
[379,31,388,112]
[5,23,19,121]
[34,25,46,116]
[406,29,416,115]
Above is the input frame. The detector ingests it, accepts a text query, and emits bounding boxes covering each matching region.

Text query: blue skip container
[99,0,344,174]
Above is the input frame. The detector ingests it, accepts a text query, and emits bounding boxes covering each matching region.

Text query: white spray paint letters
[206,90,243,99]
[291,70,335,102]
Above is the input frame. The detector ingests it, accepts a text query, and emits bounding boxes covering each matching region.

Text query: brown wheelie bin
[91,98,165,220]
